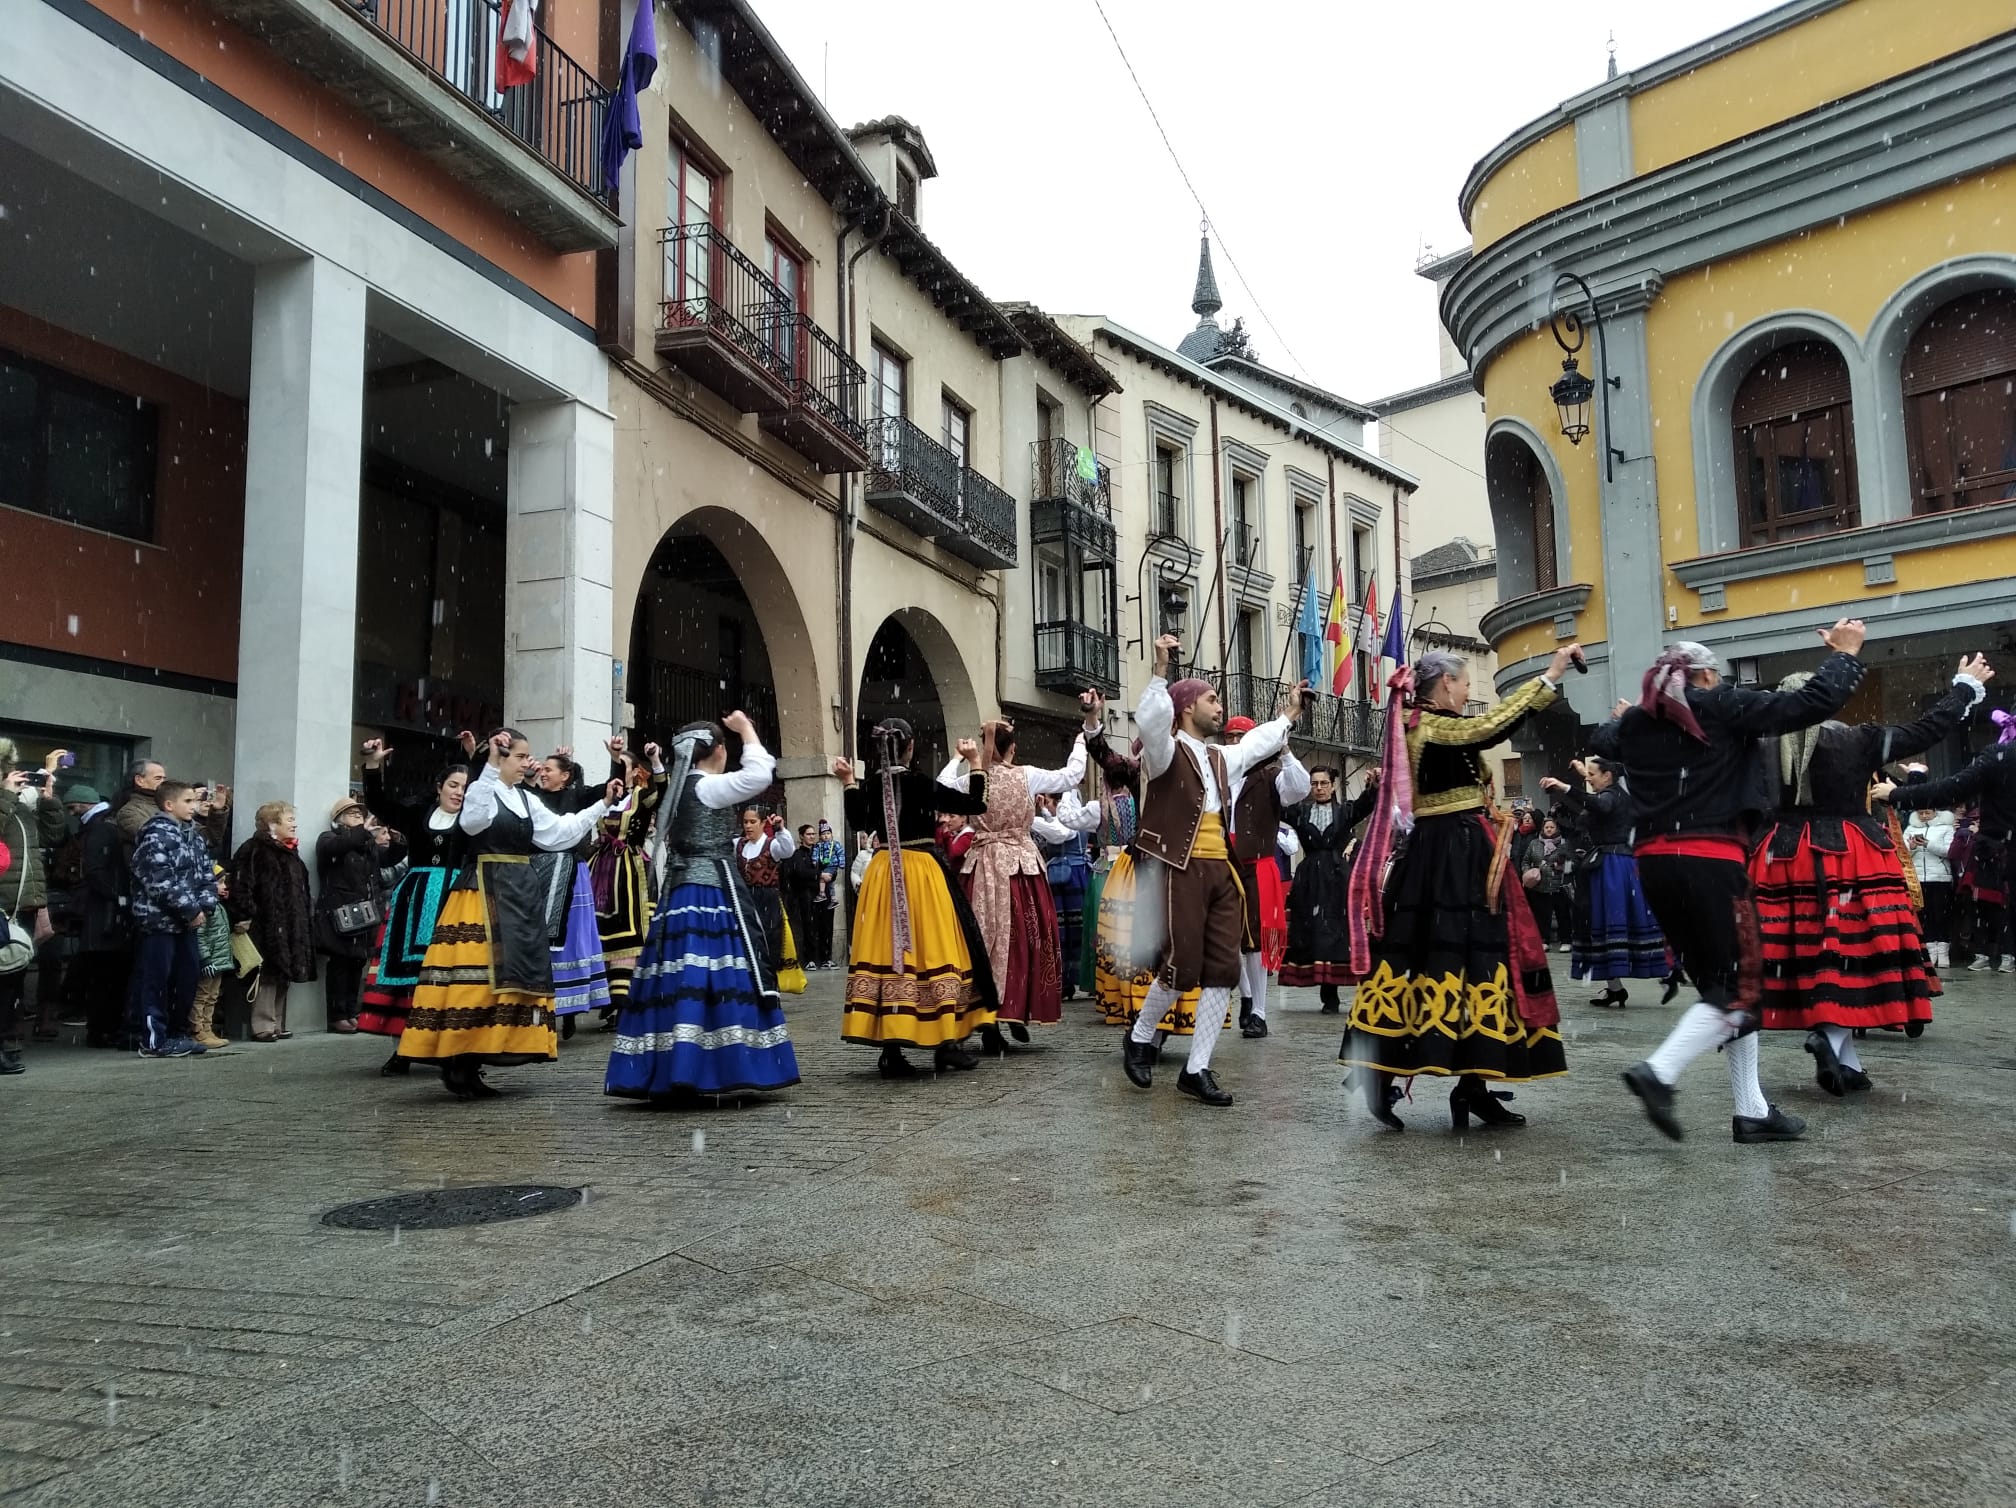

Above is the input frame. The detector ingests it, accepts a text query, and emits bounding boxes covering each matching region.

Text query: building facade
[1446,0,2016,769]
[3,0,618,822]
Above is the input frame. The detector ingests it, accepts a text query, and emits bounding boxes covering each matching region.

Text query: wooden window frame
[1902,288,2016,517]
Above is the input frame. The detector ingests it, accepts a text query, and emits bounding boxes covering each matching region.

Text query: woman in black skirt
[1341,643,1582,1132]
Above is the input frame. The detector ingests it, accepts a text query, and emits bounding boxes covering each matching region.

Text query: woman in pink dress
[948,720,1088,1054]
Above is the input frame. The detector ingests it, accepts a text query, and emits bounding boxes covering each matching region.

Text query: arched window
[1486,430,1556,594]
[1902,288,2016,515]
[1731,340,1858,545]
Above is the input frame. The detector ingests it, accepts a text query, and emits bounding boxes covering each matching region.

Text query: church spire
[1191,228,1222,319]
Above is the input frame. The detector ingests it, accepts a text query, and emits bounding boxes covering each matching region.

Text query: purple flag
[600,0,659,196]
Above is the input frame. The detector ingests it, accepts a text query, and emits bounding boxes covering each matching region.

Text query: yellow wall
[1629,0,2016,178]
[1478,330,1609,634]
[1713,537,2016,624]
[1646,168,2014,624]
[1468,126,1578,250]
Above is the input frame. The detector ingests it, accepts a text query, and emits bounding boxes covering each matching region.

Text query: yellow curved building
[1447,0,2016,763]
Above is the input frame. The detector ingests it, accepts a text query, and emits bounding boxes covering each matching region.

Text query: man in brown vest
[1222,715,1311,1039]
[1123,634,1306,1106]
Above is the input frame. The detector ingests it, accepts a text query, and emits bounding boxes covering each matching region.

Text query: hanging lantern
[1550,356,1595,446]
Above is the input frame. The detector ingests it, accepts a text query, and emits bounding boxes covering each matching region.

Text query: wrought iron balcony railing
[1229,521,1259,568]
[364,0,609,201]
[1153,490,1182,539]
[863,417,1016,568]
[949,467,1018,569]
[657,223,793,412]
[757,313,870,472]
[1220,672,1384,755]
[1031,441,1115,562]
[1035,621,1121,698]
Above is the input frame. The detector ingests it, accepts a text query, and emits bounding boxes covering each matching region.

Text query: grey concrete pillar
[1592,297,1667,708]
[505,397,616,760]
[233,257,367,844]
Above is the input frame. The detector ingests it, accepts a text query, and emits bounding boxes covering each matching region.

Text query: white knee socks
[1725,1031,1769,1119]
[1186,986,1234,1073]
[1240,952,1268,1019]
[1824,1023,1863,1071]
[1130,981,1174,1044]
[1646,1002,1735,1085]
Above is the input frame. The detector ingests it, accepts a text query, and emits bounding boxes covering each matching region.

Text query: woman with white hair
[1753,655,1991,1094]
[1341,642,1586,1132]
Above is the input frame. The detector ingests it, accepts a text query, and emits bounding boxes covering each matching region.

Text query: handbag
[330,897,383,936]
[2,814,34,973]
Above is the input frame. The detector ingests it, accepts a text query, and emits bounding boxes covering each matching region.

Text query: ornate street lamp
[1548,271,1623,482]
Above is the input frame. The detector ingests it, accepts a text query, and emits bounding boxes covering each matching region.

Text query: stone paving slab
[0,970,2011,1505]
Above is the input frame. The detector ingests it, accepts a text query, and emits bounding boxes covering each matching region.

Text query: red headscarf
[1639,645,1717,744]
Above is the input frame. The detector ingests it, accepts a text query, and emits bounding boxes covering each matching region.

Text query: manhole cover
[321,1184,582,1231]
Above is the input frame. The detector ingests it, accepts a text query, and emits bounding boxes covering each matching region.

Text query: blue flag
[1379,585,1406,666]
[600,0,660,196]
[1297,559,1323,689]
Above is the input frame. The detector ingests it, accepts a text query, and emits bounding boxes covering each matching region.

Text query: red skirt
[1753,824,1934,1032]
[964,870,1061,1026]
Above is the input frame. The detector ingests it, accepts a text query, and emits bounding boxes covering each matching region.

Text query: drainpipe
[836,200,892,761]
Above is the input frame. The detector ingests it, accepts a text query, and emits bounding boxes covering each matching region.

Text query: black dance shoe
[1904,1021,1926,1040]
[1318,984,1341,1015]
[1660,969,1686,1005]
[933,1043,978,1072]
[560,1014,577,1041]
[1353,1070,1403,1132]
[1841,1067,1873,1093]
[466,1071,501,1099]
[1177,1068,1233,1106]
[1007,1022,1031,1044]
[878,1048,919,1079]
[1803,1029,1847,1097]
[1589,987,1628,1009]
[1240,1014,1269,1040]
[381,1052,411,1077]
[1622,1062,1682,1141]
[1732,1104,1806,1143]
[978,1024,1014,1056]
[1151,1030,1169,1063]
[1238,997,1253,1026]
[1122,1037,1155,1089]
[1450,1075,1526,1130]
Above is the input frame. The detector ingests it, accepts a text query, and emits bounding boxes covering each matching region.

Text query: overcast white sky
[746,0,1774,402]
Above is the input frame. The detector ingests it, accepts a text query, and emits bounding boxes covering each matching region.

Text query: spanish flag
[1324,561,1353,695]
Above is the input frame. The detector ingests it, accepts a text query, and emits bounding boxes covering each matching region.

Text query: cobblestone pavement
[2,968,2012,1507]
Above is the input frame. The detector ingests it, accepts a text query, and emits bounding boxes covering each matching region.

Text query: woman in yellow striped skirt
[399,729,616,1098]
[835,719,998,1078]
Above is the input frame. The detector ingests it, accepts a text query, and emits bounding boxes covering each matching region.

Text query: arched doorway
[624,508,824,769]
[856,607,980,772]
[1485,426,1559,599]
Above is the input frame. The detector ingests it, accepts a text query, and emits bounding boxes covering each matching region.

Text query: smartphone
[56,751,76,769]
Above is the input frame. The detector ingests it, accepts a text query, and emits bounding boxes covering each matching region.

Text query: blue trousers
[135,931,201,1051]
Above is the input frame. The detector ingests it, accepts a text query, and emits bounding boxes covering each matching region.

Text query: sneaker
[166,1035,208,1056]
[139,1040,195,1059]
[1968,955,1995,972]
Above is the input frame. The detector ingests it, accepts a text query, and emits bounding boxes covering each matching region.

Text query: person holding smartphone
[0,743,74,1073]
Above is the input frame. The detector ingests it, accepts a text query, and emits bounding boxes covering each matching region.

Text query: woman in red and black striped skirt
[1753,656,1991,1096]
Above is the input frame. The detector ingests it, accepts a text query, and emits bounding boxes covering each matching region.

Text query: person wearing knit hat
[1220,714,1310,1039]
[1120,634,1308,1107]
[1596,618,1867,1144]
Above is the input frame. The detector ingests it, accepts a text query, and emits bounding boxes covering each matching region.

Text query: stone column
[1591,287,1668,711]
[232,257,367,845]
[506,398,616,761]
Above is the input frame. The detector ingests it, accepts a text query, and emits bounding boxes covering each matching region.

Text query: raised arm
[1718,648,1866,737]
[1025,735,1089,797]
[459,763,504,836]
[1860,664,1988,768]
[1137,642,1179,781]
[1274,746,1312,806]
[767,824,796,861]
[1416,676,1559,752]
[695,736,778,810]
[1058,791,1103,833]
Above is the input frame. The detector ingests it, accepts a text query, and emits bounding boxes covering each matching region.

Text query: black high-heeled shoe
[1007,1022,1031,1044]
[1803,1029,1847,1097]
[466,1070,500,1099]
[1589,986,1627,1009]
[441,1062,474,1099]
[933,1043,978,1072]
[1354,1070,1404,1132]
[978,1024,1013,1056]
[381,1051,411,1076]
[1450,1075,1526,1130]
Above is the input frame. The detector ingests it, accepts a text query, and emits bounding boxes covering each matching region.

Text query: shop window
[1731,340,1859,545]
[0,348,157,541]
[1902,288,2016,516]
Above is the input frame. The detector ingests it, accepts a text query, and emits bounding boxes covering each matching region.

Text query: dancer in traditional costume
[835,719,996,1077]
[532,748,618,1037]
[950,720,1087,1052]
[1750,655,1988,1094]
[604,713,799,1101]
[358,740,477,1075]
[589,747,667,1025]
[1223,715,1310,1039]
[1341,646,1580,1131]
[1600,624,1866,1144]
[399,730,617,1098]
[1899,730,2016,973]
[1086,717,1205,1035]
[736,808,796,976]
[1033,791,1099,1001]
[1120,636,1305,1107]
[1540,756,1667,1008]
[1280,766,1378,1013]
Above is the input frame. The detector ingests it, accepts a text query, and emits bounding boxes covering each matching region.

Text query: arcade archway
[856,607,980,773]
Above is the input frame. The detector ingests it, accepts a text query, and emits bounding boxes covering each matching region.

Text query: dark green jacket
[0,786,70,914]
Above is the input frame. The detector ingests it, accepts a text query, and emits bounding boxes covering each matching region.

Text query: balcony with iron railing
[756,313,871,473]
[865,417,1017,569]
[1221,672,1383,755]
[1030,438,1115,563]
[657,224,795,414]
[200,0,616,250]
[1035,620,1121,698]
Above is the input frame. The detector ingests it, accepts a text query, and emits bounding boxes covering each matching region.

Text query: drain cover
[321,1184,582,1231]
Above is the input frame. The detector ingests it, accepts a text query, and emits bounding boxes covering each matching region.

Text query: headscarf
[1224,716,1256,736]
[1993,707,2016,746]
[651,726,715,892]
[1772,671,1831,807]
[872,722,914,976]
[1167,678,1211,725]
[1347,664,1418,976]
[1639,641,1720,744]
